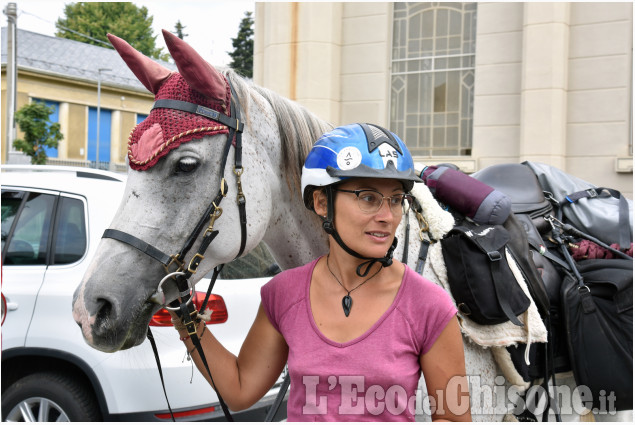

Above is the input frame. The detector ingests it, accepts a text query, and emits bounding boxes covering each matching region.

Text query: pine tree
[13,102,63,165]
[228,11,254,78]
[174,20,188,40]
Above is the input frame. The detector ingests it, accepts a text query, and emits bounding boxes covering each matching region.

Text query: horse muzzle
[72,283,157,352]
[71,246,165,352]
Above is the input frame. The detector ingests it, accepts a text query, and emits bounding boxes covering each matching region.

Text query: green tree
[174,20,188,40]
[55,2,169,61]
[228,11,254,78]
[13,102,63,165]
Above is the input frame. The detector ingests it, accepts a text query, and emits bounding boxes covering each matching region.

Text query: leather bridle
[103,82,246,299]
[101,81,247,421]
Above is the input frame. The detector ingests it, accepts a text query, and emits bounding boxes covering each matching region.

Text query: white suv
[1,165,286,421]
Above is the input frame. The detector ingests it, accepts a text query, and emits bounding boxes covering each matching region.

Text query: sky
[4,0,256,66]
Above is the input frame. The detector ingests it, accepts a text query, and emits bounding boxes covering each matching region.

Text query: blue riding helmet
[301,123,422,209]
[301,123,422,276]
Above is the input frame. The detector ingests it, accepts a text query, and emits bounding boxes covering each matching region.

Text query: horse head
[72,30,330,352]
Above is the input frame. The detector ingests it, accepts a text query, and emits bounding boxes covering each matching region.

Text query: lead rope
[147,327,175,421]
[176,289,234,421]
[150,265,227,422]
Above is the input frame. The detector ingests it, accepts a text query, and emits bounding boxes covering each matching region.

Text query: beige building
[254,2,633,198]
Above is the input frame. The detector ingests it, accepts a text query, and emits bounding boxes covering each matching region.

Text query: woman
[172,123,471,421]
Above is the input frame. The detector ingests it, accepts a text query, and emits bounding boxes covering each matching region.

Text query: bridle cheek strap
[229,84,247,260]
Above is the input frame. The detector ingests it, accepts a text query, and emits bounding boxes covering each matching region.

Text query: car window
[219,242,280,279]
[1,190,25,253]
[53,197,87,264]
[3,192,56,265]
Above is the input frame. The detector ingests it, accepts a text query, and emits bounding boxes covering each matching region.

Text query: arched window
[391,2,476,156]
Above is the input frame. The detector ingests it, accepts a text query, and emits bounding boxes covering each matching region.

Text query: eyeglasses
[334,188,413,214]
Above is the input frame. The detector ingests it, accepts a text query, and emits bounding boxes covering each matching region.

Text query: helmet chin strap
[321,186,398,277]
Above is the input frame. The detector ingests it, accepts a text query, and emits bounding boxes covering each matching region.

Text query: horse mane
[222,69,333,194]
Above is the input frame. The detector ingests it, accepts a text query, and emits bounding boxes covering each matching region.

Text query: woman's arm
[420,317,472,422]
[174,303,288,411]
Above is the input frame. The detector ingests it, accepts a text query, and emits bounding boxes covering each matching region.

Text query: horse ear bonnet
[108,32,232,171]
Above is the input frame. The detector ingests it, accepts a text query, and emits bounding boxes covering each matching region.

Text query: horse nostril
[93,298,115,335]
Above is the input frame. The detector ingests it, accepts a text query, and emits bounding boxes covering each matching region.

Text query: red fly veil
[108,31,232,171]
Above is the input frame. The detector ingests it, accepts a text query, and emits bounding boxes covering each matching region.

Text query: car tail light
[1,293,6,326]
[149,292,228,327]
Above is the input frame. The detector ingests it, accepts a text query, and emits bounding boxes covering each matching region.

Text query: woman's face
[314,178,405,259]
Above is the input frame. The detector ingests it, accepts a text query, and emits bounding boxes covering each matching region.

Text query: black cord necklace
[326,254,383,317]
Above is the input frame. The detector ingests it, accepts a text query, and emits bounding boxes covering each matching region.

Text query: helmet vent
[362,123,403,155]
[369,125,386,140]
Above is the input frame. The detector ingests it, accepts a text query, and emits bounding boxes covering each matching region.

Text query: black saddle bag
[561,258,633,411]
[441,221,531,326]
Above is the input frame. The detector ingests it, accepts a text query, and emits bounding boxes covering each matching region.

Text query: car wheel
[1,371,101,421]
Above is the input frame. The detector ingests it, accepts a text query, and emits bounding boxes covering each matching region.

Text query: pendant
[342,295,352,317]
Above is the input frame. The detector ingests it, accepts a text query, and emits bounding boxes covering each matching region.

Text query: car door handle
[7,302,18,311]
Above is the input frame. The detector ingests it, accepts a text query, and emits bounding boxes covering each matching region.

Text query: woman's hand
[175,303,288,412]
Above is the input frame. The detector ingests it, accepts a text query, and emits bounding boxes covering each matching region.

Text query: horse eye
[176,157,199,174]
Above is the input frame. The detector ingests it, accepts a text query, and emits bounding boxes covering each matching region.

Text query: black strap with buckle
[561,186,632,249]
[152,99,244,134]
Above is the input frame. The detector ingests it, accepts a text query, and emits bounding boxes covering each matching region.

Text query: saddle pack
[418,165,540,328]
[440,220,531,326]
[471,162,633,413]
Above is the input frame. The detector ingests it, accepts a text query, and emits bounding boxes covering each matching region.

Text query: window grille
[391,2,477,156]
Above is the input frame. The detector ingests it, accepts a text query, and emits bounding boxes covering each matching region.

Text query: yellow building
[254,2,633,197]
[1,28,173,170]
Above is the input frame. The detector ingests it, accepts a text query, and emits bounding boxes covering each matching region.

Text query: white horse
[72,31,623,422]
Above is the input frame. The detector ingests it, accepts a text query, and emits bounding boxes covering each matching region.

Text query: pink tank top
[261,257,457,421]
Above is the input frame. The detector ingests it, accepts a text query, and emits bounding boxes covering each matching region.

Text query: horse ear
[162,29,228,103]
[107,33,172,94]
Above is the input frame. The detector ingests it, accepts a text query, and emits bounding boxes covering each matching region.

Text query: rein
[101,81,247,421]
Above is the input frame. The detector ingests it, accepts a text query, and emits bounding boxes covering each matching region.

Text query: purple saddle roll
[420,165,512,225]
